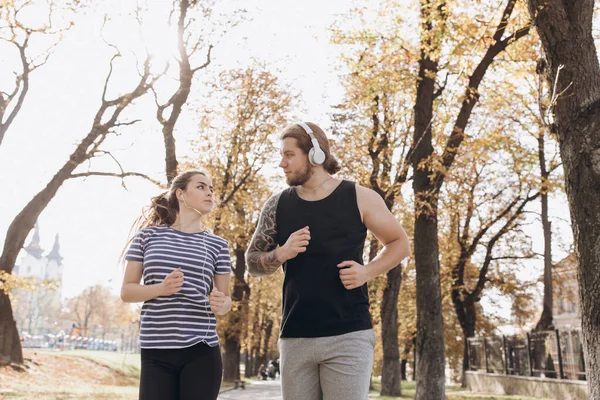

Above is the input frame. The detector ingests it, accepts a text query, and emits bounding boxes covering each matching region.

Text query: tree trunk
[160,1,191,183]
[458,298,477,386]
[401,343,412,381]
[248,289,262,377]
[536,132,553,331]
[158,0,213,183]
[244,351,252,378]
[533,176,553,376]
[160,64,191,182]
[401,358,407,380]
[222,248,250,381]
[412,1,446,394]
[413,203,446,399]
[0,60,153,362]
[364,80,406,398]
[526,1,600,396]
[380,265,402,396]
[222,333,241,381]
[412,337,417,382]
[231,248,249,302]
[0,292,22,364]
[251,346,262,377]
[261,318,274,361]
[0,145,94,361]
[537,192,553,329]
[368,235,380,263]
[411,1,528,396]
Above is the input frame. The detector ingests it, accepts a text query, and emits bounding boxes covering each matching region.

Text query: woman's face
[179,174,215,214]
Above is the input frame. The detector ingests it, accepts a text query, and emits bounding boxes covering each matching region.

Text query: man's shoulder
[263,189,289,210]
[353,182,377,197]
[354,184,385,212]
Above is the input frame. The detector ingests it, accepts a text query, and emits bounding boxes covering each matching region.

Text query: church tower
[18,223,46,278]
[13,223,65,336]
[45,234,64,297]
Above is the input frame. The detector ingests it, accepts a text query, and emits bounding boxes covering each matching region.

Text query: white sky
[0,0,579,324]
[0,0,353,299]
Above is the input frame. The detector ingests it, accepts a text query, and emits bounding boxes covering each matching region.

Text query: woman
[121,170,232,400]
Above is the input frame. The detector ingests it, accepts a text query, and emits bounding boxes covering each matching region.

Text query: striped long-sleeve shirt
[126,225,231,349]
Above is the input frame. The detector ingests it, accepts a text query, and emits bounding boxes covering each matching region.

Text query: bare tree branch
[69,172,164,188]
[434,0,531,190]
[191,44,213,73]
[0,0,77,146]
[471,191,540,299]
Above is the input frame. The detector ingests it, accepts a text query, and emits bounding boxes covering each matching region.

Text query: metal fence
[20,331,140,353]
[467,329,586,381]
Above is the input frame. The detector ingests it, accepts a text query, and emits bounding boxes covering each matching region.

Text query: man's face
[279,137,311,186]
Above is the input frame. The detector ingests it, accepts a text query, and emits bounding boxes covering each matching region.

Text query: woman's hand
[159,268,184,296]
[210,288,232,315]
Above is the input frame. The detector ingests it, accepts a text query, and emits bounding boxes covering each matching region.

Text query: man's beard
[286,162,312,186]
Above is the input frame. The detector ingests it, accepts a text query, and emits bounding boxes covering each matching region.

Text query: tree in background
[0,0,79,364]
[188,64,296,381]
[12,278,62,336]
[65,284,139,342]
[331,7,416,395]
[0,13,163,363]
[66,285,110,331]
[0,0,77,146]
[442,127,540,383]
[410,1,530,396]
[152,0,246,182]
[505,63,564,332]
[0,273,61,354]
[242,271,283,377]
[526,0,600,395]
[331,1,531,396]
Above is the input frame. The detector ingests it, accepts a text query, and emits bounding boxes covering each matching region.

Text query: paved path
[218,380,282,400]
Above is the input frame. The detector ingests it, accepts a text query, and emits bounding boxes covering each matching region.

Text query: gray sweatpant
[278,329,376,400]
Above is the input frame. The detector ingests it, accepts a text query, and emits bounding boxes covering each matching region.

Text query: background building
[12,223,64,336]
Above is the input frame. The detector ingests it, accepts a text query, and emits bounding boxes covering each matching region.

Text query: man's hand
[337,261,371,290]
[278,226,311,262]
[210,288,232,315]
[159,268,184,296]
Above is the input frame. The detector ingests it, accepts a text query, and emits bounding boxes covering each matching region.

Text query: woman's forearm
[121,282,163,303]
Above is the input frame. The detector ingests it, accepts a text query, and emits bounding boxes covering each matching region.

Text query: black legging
[139,342,222,400]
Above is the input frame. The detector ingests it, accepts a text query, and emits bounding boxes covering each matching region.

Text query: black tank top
[276,180,372,338]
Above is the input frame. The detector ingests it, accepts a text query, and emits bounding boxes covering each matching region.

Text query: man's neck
[301,171,333,191]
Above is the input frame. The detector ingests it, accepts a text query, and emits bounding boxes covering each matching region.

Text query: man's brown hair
[280,122,341,174]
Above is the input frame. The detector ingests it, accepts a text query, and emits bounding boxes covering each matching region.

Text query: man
[246,122,410,400]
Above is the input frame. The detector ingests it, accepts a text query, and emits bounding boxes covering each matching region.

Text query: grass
[49,349,141,378]
[0,350,235,399]
[2,352,552,400]
[56,350,239,393]
[0,350,139,399]
[369,380,548,400]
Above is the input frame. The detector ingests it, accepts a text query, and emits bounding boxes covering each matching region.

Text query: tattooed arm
[246,192,311,277]
[246,193,283,276]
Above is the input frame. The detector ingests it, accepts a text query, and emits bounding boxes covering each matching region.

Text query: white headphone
[180,193,204,216]
[177,192,213,324]
[298,122,326,166]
